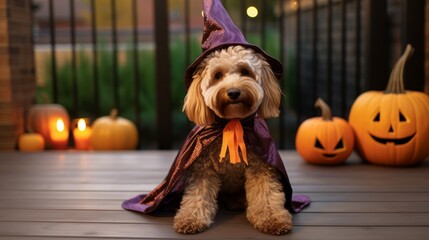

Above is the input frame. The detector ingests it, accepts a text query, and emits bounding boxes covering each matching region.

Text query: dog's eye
[214,72,222,80]
[241,69,249,76]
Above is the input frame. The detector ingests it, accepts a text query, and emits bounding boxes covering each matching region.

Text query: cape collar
[212,113,257,129]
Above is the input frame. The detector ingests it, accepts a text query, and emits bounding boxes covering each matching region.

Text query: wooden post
[0,0,35,150]
[154,0,172,149]
[426,0,429,95]
[401,0,425,91]
[363,0,388,91]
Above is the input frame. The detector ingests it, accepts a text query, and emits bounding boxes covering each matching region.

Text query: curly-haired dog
[175,45,292,235]
[122,0,309,235]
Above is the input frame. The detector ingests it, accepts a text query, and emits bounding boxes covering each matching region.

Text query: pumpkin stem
[110,108,118,119]
[315,98,332,121]
[386,44,414,94]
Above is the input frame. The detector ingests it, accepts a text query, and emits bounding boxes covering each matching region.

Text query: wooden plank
[0,157,427,179]
[1,182,428,193]
[294,212,429,226]
[301,192,429,202]
[0,199,124,210]
[2,191,429,202]
[0,222,428,240]
[0,151,425,165]
[0,221,264,240]
[0,191,141,200]
[0,238,119,240]
[0,209,169,224]
[2,178,429,191]
[1,209,429,227]
[1,198,429,213]
[0,156,427,172]
[2,171,429,185]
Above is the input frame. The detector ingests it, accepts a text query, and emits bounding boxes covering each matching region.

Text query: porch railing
[32,0,425,149]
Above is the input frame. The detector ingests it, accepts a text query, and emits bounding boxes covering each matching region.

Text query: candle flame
[77,119,86,131]
[56,119,65,132]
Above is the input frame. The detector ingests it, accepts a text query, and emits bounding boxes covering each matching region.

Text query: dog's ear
[182,68,215,125]
[258,62,282,119]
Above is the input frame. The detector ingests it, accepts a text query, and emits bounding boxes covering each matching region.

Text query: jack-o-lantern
[296,98,354,165]
[349,44,429,166]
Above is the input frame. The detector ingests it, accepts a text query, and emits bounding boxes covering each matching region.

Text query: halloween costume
[122,0,310,215]
[122,115,310,213]
[184,0,283,88]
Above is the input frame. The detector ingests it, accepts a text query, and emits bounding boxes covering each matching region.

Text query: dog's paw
[248,209,292,235]
[173,217,208,234]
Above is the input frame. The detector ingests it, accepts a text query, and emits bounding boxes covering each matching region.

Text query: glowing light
[247,6,258,18]
[56,119,65,132]
[77,119,87,131]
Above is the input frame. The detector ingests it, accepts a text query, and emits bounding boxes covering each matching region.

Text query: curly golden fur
[183,46,282,125]
[176,46,291,235]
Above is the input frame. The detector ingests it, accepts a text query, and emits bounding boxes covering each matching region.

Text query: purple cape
[122,116,310,214]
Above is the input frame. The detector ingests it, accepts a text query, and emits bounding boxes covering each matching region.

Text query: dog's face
[183,46,282,126]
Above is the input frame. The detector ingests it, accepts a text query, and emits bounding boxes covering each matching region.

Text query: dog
[175,45,292,235]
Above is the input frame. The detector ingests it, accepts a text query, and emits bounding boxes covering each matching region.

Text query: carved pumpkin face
[296,98,354,165]
[368,94,416,145]
[296,117,354,165]
[315,135,346,158]
[349,91,429,165]
[349,44,429,166]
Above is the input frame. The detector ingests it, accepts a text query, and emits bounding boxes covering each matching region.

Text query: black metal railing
[32,0,425,149]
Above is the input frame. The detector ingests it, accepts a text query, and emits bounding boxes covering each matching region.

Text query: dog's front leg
[173,159,221,234]
[245,163,292,235]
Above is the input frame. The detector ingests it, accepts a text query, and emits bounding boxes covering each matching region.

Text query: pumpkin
[349,44,429,166]
[26,104,70,149]
[90,109,138,150]
[296,98,354,165]
[18,133,45,152]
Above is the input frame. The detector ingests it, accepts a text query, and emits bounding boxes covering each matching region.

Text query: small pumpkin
[90,109,138,150]
[18,132,45,152]
[296,98,355,165]
[349,44,429,166]
[26,104,70,149]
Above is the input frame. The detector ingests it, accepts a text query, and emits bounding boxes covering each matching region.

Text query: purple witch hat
[184,0,283,89]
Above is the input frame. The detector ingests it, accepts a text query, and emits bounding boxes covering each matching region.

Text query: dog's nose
[227,88,241,100]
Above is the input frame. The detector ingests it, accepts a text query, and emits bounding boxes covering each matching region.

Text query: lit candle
[50,118,69,149]
[73,118,92,150]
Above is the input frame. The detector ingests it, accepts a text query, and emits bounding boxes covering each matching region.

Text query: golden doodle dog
[122,0,309,235]
[177,45,289,235]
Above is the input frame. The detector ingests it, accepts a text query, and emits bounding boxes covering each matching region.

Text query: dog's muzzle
[227,88,241,100]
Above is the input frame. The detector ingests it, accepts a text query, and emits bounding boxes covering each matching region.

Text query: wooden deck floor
[0,151,428,239]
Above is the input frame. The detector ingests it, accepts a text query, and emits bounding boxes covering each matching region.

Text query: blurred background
[27,0,427,149]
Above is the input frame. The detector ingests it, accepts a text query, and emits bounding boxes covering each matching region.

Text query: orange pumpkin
[90,109,138,150]
[349,44,429,166]
[296,98,354,165]
[26,104,70,149]
[18,133,45,152]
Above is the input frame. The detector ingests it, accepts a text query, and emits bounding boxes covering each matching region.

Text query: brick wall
[0,0,35,150]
